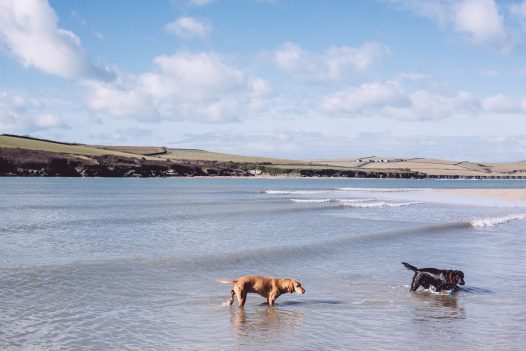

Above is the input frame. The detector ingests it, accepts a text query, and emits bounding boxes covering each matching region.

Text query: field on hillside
[2,134,525,177]
[0,135,160,160]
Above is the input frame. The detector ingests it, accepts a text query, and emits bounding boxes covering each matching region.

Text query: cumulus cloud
[83,52,271,122]
[272,41,389,81]
[384,0,512,52]
[322,81,480,120]
[482,94,525,113]
[165,17,211,40]
[0,0,112,80]
[452,0,507,48]
[322,81,409,113]
[0,91,68,132]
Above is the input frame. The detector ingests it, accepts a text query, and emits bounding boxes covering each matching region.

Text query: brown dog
[219,275,305,307]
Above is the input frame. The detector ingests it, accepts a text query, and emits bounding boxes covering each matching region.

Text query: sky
[1,0,525,161]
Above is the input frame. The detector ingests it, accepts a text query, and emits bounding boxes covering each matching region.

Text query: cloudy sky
[1,0,525,161]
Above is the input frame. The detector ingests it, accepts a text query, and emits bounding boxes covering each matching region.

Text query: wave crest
[334,187,430,192]
[340,201,423,208]
[290,199,331,203]
[470,213,525,228]
[261,190,325,195]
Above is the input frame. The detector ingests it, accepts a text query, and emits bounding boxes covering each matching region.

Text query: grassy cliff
[1,134,524,178]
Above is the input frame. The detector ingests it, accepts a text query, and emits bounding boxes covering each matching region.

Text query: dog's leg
[268,292,277,306]
[234,286,247,308]
[238,291,247,308]
[226,289,235,306]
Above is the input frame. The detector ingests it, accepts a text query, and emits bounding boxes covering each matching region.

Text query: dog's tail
[217,279,238,284]
[402,262,418,271]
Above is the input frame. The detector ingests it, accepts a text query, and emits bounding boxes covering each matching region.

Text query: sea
[1,177,526,350]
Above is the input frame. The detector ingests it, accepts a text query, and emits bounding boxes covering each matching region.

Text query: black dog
[402,262,465,293]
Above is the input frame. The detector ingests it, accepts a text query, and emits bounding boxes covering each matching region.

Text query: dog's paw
[221,301,231,307]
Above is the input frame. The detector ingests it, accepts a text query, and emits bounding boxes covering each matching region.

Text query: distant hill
[1,134,524,178]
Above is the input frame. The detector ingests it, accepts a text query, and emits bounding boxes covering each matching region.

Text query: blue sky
[1,0,525,161]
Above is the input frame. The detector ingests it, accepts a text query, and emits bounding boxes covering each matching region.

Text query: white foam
[341,201,423,208]
[335,187,430,192]
[336,199,373,203]
[262,190,325,195]
[289,198,331,203]
[422,287,454,296]
[470,213,525,228]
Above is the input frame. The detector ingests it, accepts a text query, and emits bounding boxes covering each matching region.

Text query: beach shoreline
[438,189,526,201]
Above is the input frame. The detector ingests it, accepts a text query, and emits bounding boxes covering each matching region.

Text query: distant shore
[1,134,525,179]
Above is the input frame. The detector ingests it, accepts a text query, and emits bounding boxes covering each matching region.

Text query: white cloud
[0,0,111,79]
[272,41,389,81]
[398,89,479,120]
[0,91,68,132]
[482,94,524,113]
[83,52,271,122]
[384,0,512,52]
[322,81,409,113]
[452,0,507,48]
[153,53,245,98]
[83,78,158,119]
[165,17,211,40]
[322,81,480,120]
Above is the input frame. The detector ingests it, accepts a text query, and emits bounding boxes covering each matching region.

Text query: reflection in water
[411,292,466,322]
[230,306,304,347]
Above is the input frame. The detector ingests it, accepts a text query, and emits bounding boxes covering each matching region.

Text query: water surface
[1,178,525,350]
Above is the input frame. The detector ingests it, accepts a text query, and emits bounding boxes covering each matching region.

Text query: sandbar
[438,189,526,202]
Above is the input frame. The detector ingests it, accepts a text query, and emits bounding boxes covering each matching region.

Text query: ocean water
[1,178,526,350]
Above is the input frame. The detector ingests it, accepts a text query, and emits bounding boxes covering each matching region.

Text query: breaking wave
[340,201,423,208]
[470,213,525,228]
[334,187,431,192]
[290,198,332,203]
[289,198,372,204]
[260,190,326,195]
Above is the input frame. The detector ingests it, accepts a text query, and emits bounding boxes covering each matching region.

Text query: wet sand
[439,189,526,201]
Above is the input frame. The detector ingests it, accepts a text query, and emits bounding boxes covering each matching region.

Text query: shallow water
[1,178,526,350]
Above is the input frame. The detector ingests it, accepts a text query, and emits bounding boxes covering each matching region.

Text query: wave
[16,213,521,274]
[334,187,431,192]
[470,213,525,228]
[260,190,326,195]
[290,198,332,203]
[289,198,371,204]
[340,201,423,208]
[336,199,372,203]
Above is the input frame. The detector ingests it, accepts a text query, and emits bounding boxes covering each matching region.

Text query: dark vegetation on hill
[1,134,523,178]
[0,147,425,178]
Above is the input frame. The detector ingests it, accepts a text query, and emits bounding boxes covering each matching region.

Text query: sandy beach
[439,189,526,201]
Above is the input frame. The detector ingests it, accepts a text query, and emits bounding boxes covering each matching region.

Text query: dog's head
[453,271,465,285]
[286,279,305,294]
